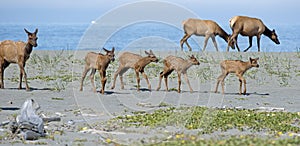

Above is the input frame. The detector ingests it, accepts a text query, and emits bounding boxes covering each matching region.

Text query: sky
[0,0,299,24]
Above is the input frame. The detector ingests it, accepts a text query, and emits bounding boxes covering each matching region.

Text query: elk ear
[24,28,31,35]
[256,57,259,60]
[272,29,275,33]
[145,50,150,55]
[191,54,195,58]
[111,47,115,52]
[249,57,253,61]
[149,49,154,55]
[34,28,38,34]
[103,47,109,52]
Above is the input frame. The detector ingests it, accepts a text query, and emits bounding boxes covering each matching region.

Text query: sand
[0,50,299,145]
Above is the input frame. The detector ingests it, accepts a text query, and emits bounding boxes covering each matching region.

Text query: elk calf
[79,47,115,94]
[110,50,158,91]
[0,28,38,91]
[215,57,259,95]
[156,55,200,93]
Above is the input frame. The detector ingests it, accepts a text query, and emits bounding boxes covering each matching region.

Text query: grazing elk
[227,16,280,52]
[180,18,234,51]
[214,57,259,95]
[156,55,200,93]
[0,28,38,91]
[110,50,158,91]
[79,47,115,94]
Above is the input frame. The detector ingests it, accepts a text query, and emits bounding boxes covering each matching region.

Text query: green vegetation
[151,135,300,146]
[107,106,300,145]
[111,106,300,134]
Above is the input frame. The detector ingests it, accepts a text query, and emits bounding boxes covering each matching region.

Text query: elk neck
[137,57,153,67]
[25,42,33,55]
[216,27,230,43]
[263,26,273,39]
[183,59,194,71]
[243,61,253,71]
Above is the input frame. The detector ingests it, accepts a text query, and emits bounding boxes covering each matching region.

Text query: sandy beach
[0,50,299,145]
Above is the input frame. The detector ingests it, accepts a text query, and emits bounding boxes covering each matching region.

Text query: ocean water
[0,23,299,52]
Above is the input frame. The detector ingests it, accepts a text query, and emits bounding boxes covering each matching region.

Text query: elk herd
[0,16,280,95]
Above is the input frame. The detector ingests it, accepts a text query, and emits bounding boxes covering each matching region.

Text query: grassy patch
[151,135,300,146]
[51,97,64,100]
[110,106,300,135]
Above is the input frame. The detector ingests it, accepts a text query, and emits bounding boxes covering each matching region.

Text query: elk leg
[256,35,261,52]
[18,62,29,91]
[211,36,219,52]
[119,68,129,89]
[162,69,173,92]
[180,33,188,50]
[233,35,241,52]
[185,40,193,52]
[99,69,107,94]
[215,73,226,94]
[239,79,242,94]
[177,72,182,93]
[244,36,253,52]
[111,66,126,89]
[156,71,163,91]
[202,35,210,51]
[135,69,140,91]
[220,73,228,94]
[182,34,193,51]
[80,65,90,91]
[0,61,10,89]
[164,71,172,92]
[141,71,151,90]
[0,60,4,89]
[89,69,97,93]
[237,74,246,95]
[0,68,3,89]
[183,72,193,92]
[229,34,240,52]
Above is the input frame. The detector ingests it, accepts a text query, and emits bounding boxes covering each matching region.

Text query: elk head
[189,55,200,65]
[103,47,115,62]
[270,29,280,44]
[24,28,38,47]
[145,50,158,63]
[250,57,259,68]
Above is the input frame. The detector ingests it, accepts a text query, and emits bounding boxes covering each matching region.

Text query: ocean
[0,23,299,52]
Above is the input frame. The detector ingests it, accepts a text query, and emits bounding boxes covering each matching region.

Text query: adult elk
[79,47,115,94]
[180,18,234,51]
[227,16,280,52]
[0,28,38,91]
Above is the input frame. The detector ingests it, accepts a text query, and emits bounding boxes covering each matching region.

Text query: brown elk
[156,55,200,93]
[180,18,234,51]
[214,57,259,95]
[0,28,38,91]
[79,47,115,94]
[110,50,158,91]
[227,16,280,52]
